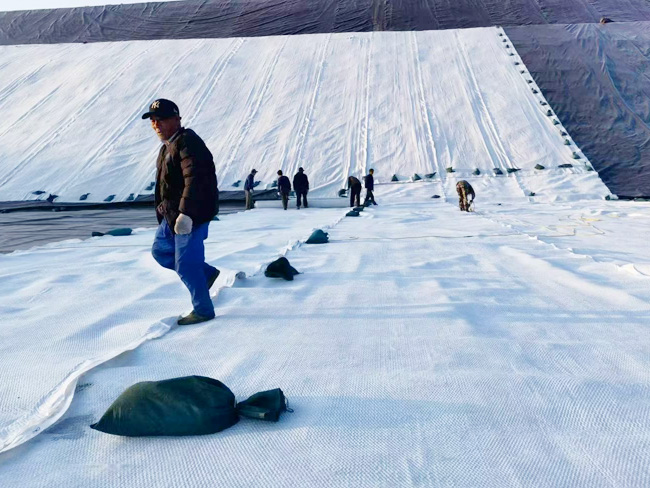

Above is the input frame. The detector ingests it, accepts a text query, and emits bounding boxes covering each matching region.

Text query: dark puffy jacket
[244,173,255,191]
[293,172,309,193]
[155,128,218,232]
[364,173,374,190]
[348,176,361,190]
[278,175,291,194]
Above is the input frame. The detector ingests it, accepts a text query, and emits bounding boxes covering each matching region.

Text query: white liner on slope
[0,28,609,202]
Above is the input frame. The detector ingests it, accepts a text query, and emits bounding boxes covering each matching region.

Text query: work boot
[178,311,214,326]
[207,268,220,290]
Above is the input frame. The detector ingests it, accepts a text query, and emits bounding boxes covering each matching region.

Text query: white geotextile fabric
[0,208,345,452]
[0,28,609,202]
[1,187,650,486]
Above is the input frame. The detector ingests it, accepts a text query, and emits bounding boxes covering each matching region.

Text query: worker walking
[143,98,219,326]
[293,167,309,209]
[364,168,377,206]
[277,170,292,210]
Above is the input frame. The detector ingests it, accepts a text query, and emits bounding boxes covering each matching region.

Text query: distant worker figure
[348,176,362,207]
[456,180,475,212]
[364,168,377,206]
[293,167,309,209]
[244,169,257,210]
[277,170,292,210]
[143,99,219,326]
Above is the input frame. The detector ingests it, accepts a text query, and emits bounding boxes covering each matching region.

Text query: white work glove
[174,213,193,235]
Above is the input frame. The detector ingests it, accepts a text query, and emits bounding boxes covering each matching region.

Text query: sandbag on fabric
[265,257,300,281]
[91,228,133,237]
[353,206,364,212]
[90,376,238,437]
[237,389,289,422]
[306,229,329,244]
[346,210,360,217]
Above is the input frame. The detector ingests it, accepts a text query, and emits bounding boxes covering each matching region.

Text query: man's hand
[174,213,193,235]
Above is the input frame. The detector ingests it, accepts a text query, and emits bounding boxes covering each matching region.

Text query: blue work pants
[151,219,216,318]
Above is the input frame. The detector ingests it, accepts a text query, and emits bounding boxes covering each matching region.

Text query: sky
[0,0,177,12]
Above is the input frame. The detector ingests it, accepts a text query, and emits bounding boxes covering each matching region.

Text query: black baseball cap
[141,99,180,120]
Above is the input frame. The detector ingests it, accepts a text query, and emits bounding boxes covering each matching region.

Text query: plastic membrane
[2,0,650,44]
[507,21,650,198]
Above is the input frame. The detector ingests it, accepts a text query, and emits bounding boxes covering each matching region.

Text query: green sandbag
[346,210,360,217]
[534,164,545,170]
[564,140,571,146]
[493,168,503,175]
[391,175,399,182]
[90,376,238,437]
[425,172,436,178]
[413,173,422,181]
[91,228,133,237]
[506,168,520,173]
[265,257,300,281]
[446,167,455,173]
[338,189,347,197]
[237,389,289,422]
[232,180,241,187]
[306,229,329,244]
[558,163,573,168]
[431,195,441,199]
[528,191,536,197]
[353,206,364,212]
[473,168,480,175]
[572,152,581,160]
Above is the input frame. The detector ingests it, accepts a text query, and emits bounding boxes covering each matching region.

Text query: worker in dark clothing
[244,169,257,210]
[364,168,377,205]
[456,180,475,212]
[277,170,292,210]
[348,176,362,207]
[143,99,219,326]
[293,167,309,209]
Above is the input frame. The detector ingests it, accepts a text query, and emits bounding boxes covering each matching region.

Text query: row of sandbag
[90,226,334,436]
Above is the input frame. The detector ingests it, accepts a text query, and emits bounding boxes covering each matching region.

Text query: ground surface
[1,183,649,487]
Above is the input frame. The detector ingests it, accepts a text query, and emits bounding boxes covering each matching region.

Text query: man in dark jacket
[277,170,291,210]
[244,169,257,210]
[293,167,309,209]
[364,168,377,205]
[348,176,362,207]
[143,99,219,326]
